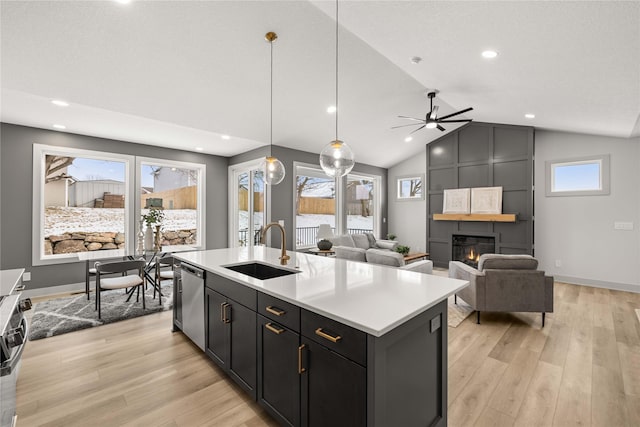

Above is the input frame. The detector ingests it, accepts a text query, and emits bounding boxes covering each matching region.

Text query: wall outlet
[23,272,31,281]
[614,222,634,230]
[555,260,562,268]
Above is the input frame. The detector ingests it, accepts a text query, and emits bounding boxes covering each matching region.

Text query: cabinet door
[205,288,228,368]
[301,340,366,427]
[257,315,300,427]
[227,300,257,399]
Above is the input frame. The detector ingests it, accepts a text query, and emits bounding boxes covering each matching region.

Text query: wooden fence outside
[238,189,265,212]
[141,186,197,210]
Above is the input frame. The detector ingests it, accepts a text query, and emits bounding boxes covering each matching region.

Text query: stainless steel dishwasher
[180,263,205,350]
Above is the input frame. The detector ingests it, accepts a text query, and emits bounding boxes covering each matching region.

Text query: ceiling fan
[392,91,473,134]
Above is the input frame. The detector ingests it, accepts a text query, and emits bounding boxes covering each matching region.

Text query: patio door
[229,160,267,248]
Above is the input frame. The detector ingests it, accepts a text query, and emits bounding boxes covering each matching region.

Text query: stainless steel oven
[1,290,31,427]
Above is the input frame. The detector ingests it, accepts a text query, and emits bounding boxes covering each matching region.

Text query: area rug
[448,295,474,327]
[28,282,173,340]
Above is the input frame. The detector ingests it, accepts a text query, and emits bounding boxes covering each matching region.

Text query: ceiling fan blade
[437,119,473,123]
[437,107,474,121]
[391,123,425,129]
[437,125,446,132]
[398,115,424,122]
[408,124,426,135]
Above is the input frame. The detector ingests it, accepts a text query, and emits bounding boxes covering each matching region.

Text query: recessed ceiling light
[525,113,535,119]
[53,124,66,130]
[481,50,498,59]
[51,99,69,107]
[114,0,131,4]
[195,147,204,151]
[221,134,231,140]
[410,56,422,65]
[404,136,413,142]
[327,105,337,114]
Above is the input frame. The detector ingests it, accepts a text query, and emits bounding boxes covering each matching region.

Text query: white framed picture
[443,188,470,214]
[471,186,503,214]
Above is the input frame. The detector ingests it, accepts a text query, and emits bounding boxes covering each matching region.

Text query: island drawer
[206,273,257,310]
[258,293,300,332]
[301,309,367,367]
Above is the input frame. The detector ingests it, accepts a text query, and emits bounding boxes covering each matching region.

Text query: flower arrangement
[142,208,165,227]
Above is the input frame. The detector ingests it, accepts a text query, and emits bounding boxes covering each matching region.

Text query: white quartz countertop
[176,247,469,337]
[0,268,25,296]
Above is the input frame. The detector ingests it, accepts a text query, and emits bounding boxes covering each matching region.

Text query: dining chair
[154,255,176,305]
[94,259,146,319]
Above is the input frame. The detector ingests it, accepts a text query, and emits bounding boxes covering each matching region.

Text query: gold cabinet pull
[266,306,286,316]
[220,302,226,323]
[315,328,342,343]
[298,344,306,374]
[265,323,284,335]
[223,304,231,323]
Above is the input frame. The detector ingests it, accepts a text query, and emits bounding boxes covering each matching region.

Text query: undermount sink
[223,262,300,280]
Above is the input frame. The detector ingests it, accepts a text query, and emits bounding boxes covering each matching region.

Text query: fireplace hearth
[452,234,496,268]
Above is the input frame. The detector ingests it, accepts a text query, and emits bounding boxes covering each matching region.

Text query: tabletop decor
[142,208,165,251]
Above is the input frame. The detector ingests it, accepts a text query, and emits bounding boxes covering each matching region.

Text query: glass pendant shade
[319,140,355,178]
[263,156,285,185]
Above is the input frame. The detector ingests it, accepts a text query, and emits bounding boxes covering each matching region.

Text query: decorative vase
[136,219,145,255]
[154,225,162,251]
[317,239,333,250]
[145,225,154,251]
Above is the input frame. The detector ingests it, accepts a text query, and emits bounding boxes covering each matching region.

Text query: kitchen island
[175,247,468,427]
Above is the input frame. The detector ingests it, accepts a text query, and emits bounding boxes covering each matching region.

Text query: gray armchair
[448,254,553,326]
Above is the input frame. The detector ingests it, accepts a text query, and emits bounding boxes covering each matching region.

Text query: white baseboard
[22,282,86,299]
[554,275,640,294]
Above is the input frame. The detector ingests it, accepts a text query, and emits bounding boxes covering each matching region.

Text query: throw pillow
[331,234,355,248]
[376,240,398,250]
[364,232,377,248]
[352,234,371,250]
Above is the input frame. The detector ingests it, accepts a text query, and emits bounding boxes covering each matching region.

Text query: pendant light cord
[335,0,339,141]
[270,37,274,157]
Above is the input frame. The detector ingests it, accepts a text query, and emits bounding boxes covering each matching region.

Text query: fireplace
[452,234,496,268]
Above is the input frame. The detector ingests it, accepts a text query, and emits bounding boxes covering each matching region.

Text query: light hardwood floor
[17,281,640,426]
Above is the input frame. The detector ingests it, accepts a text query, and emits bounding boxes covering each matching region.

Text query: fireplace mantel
[433,213,517,222]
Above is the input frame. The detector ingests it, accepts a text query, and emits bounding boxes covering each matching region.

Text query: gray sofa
[331,233,433,274]
[448,254,553,326]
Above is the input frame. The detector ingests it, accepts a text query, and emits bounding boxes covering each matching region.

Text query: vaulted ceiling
[2,1,638,168]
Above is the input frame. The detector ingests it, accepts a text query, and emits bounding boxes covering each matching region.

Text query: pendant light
[262,31,286,185]
[319,0,355,178]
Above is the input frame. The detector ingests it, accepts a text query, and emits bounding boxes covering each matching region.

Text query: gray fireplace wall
[426,122,534,268]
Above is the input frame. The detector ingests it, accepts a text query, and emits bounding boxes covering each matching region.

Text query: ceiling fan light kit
[319,0,355,178]
[262,31,286,186]
[392,90,474,137]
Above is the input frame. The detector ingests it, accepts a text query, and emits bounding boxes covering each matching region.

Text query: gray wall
[387,149,427,254]
[0,122,228,289]
[426,122,534,268]
[535,130,640,291]
[230,145,388,251]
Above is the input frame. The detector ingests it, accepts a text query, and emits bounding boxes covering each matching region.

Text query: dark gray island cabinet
[187,271,448,427]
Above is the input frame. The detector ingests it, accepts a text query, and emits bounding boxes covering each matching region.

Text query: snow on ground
[238,211,373,231]
[44,207,197,236]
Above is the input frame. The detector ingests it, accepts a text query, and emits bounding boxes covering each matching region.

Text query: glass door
[230,161,266,248]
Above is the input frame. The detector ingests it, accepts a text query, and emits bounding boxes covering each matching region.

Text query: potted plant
[387,233,397,241]
[395,245,410,256]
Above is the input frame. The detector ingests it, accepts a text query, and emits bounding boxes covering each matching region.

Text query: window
[33,145,206,265]
[546,155,610,196]
[294,163,336,249]
[396,175,424,200]
[33,144,134,265]
[137,157,206,250]
[229,160,267,248]
[346,172,380,237]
